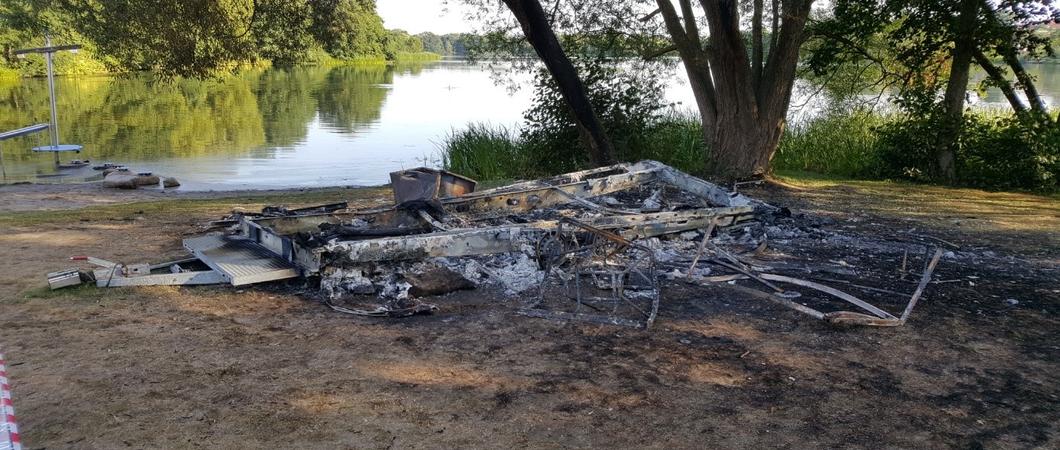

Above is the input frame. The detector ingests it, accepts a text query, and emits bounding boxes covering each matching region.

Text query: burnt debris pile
[52,161,951,329]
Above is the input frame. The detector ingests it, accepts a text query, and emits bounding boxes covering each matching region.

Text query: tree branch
[752,0,764,90]
[972,48,1027,114]
[642,44,679,59]
[656,0,717,133]
[231,0,259,39]
[770,0,779,53]
[640,8,662,22]
[679,0,701,48]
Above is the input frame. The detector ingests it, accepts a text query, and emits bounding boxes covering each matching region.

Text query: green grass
[440,123,530,181]
[439,113,710,181]
[20,283,107,301]
[773,110,892,178]
[625,111,707,175]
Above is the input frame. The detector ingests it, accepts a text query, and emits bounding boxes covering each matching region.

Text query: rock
[133,174,160,186]
[102,171,139,189]
[1004,298,1019,306]
[406,266,475,298]
[162,177,181,188]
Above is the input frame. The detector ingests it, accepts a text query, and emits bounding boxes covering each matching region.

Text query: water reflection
[0,61,531,188]
[976,63,1059,108]
[315,65,392,134]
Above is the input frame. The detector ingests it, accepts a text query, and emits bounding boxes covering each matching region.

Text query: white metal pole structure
[44,34,59,150]
[14,34,82,165]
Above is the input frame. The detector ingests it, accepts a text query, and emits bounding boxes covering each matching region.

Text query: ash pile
[52,161,947,329]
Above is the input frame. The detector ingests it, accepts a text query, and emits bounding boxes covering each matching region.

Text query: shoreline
[0,181,382,213]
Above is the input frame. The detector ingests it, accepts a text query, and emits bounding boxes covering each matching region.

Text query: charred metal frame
[522,218,661,329]
[235,161,754,274]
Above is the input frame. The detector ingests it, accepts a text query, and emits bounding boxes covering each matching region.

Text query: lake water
[1,60,1056,190]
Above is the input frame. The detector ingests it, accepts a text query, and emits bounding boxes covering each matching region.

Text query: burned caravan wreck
[211,161,757,326]
[229,161,752,271]
[55,160,946,329]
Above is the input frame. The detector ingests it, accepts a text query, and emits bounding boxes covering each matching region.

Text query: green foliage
[623,111,707,175]
[0,0,443,77]
[520,59,669,170]
[438,41,702,181]
[774,110,890,177]
[440,113,707,181]
[876,111,1060,190]
[806,0,1059,104]
[776,108,1060,191]
[415,32,474,56]
[440,123,531,180]
[959,113,1060,189]
[0,0,114,76]
[381,29,423,59]
[312,0,387,60]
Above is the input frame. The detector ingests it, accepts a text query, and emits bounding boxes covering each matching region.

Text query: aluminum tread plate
[183,234,299,286]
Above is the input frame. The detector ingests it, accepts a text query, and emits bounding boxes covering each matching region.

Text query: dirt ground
[0,182,370,212]
[0,179,1057,449]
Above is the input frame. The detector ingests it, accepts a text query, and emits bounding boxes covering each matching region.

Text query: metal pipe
[44,34,60,164]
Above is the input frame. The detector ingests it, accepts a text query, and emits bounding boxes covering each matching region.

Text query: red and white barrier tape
[0,354,21,450]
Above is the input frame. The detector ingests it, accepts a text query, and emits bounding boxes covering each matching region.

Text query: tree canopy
[0,0,432,77]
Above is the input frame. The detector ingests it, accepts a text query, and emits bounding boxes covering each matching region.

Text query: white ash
[641,189,663,212]
[679,230,701,240]
[347,218,369,228]
[320,266,375,299]
[378,273,412,300]
[439,244,544,295]
[322,246,546,300]
[642,237,689,263]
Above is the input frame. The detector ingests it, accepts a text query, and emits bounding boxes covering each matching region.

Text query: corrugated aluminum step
[183,234,299,286]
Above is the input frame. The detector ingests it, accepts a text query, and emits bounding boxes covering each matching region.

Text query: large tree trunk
[710,113,782,178]
[501,0,615,166]
[657,0,718,150]
[937,0,978,183]
[654,0,813,181]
